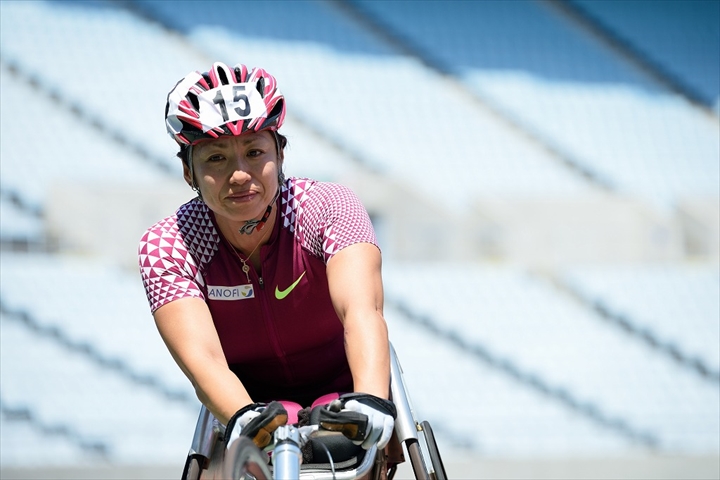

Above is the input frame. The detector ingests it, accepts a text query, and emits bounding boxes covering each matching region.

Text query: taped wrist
[339,393,397,419]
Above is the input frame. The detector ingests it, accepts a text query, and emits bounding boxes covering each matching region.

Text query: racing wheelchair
[180,344,447,479]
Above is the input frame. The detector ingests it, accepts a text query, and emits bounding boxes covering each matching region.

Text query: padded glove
[339,393,396,450]
[225,401,288,449]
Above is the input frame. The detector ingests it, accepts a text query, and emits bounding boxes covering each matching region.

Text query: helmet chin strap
[238,171,285,235]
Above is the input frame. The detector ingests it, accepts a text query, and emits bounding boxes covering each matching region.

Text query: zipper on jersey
[224,212,292,382]
[254,256,292,381]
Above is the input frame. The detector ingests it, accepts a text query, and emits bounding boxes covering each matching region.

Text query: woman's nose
[229,158,251,184]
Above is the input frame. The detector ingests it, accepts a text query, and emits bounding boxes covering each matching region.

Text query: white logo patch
[207,284,255,300]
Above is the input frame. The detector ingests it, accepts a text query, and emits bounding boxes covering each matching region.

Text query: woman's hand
[225,401,289,448]
[339,393,396,449]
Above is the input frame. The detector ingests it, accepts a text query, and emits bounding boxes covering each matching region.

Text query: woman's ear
[182,161,193,188]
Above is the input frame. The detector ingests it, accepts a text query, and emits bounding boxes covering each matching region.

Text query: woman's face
[185,131,282,227]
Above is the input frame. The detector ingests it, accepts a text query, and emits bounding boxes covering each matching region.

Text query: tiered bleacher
[134,0,596,211]
[573,0,720,108]
[351,0,658,86]
[351,0,720,206]
[384,263,720,455]
[0,67,170,211]
[562,264,720,374]
[0,253,200,465]
[1,0,718,474]
[385,302,643,457]
[0,200,42,246]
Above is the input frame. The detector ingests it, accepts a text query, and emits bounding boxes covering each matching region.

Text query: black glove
[225,401,288,449]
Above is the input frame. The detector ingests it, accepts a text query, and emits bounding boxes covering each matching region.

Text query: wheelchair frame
[181,343,446,480]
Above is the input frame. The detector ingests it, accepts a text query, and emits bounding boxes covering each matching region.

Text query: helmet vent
[256,77,265,97]
[234,67,246,82]
[187,92,200,111]
[216,66,230,85]
[268,98,284,119]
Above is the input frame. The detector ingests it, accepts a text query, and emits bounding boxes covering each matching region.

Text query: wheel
[181,454,205,480]
[420,421,447,480]
[223,436,272,480]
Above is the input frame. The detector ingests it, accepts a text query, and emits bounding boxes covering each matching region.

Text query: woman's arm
[326,242,390,399]
[153,297,254,424]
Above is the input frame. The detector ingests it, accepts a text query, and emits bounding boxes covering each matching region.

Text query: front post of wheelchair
[272,424,303,479]
[189,405,222,467]
[389,344,419,444]
[390,343,431,480]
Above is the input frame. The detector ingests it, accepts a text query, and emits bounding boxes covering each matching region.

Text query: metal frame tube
[390,343,419,444]
[189,405,222,462]
[272,425,302,479]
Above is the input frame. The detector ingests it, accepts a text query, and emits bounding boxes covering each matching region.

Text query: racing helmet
[165,62,286,146]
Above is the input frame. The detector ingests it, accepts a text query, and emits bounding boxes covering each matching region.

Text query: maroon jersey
[139,177,378,405]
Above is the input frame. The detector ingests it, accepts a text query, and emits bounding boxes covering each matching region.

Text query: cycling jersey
[138,177,378,406]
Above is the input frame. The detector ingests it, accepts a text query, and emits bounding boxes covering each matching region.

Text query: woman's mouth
[227,191,258,202]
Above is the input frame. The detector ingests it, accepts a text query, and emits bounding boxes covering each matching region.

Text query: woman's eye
[247,149,263,157]
[207,154,225,162]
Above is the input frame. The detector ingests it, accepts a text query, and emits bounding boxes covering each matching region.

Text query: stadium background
[0,0,718,478]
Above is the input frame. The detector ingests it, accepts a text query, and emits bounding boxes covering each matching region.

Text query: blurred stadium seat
[573,0,720,108]
[0,0,717,477]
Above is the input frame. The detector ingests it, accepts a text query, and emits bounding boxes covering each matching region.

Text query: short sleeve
[287,180,378,263]
[138,213,206,313]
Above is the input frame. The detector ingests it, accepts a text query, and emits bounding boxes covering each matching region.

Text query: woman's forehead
[194,131,273,151]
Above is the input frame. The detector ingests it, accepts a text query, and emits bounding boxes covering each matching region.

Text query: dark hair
[177,131,288,166]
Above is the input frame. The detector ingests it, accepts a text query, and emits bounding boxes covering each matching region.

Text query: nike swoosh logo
[275,271,306,300]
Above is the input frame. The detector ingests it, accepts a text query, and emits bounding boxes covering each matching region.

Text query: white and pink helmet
[165,62,286,146]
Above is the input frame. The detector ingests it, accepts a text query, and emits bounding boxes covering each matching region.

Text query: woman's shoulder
[140,197,216,245]
[284,177,357,205]
[281,177,375,261]
[139,197,219,274]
